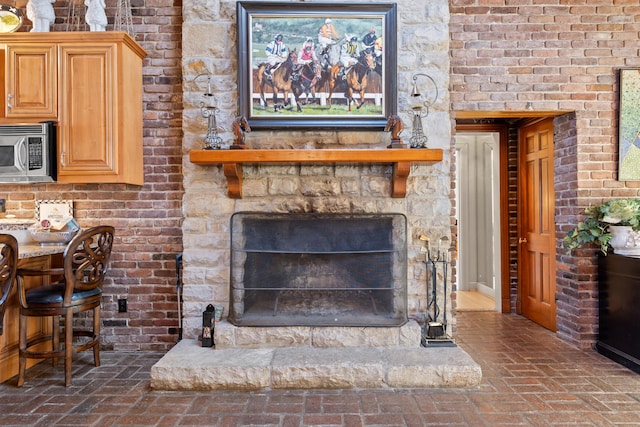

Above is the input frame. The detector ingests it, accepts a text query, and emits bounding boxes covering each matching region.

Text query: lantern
[202,304,215,347]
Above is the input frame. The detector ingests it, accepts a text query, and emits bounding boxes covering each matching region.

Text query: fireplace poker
[176,253,183,341]
[440,236,450,333]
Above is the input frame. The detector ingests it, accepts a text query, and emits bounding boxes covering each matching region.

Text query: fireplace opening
[229,212,407,327]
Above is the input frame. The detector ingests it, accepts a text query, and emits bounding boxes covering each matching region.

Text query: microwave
[0,121,57,183]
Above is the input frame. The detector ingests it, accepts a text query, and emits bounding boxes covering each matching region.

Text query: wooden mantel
[189,148,443,198]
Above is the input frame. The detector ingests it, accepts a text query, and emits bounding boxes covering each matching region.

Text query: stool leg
[17,313,27,387]
[64,308,73,387]
[52,315,59,367]
[93,306,101,367]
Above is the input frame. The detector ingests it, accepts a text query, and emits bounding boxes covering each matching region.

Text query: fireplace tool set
[420,235,455,346]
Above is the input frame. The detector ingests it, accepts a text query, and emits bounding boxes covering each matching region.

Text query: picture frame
[237,1,397,130]
[618,68,640,180]
[35,199,73,222]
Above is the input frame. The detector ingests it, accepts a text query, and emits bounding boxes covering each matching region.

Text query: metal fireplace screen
[229,212,407,327]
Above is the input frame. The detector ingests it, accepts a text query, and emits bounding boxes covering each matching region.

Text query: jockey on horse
[338,35,360,80]
[264,34,288,81]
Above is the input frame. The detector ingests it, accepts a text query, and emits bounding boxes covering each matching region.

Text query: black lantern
[202,304,215,347]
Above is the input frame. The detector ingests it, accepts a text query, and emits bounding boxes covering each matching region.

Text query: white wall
[456,132,501,305]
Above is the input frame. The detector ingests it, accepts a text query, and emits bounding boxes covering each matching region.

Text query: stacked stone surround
[181,0,453,341]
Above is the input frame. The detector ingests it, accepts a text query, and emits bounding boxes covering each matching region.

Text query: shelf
[189,148,443,198]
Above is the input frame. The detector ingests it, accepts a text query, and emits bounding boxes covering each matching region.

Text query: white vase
[609,225,640,256]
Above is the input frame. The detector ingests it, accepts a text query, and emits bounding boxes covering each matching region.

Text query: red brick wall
[0,1,184,351]
[451,1,640,349]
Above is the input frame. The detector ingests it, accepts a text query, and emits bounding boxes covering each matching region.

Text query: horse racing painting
[237,1,397,130]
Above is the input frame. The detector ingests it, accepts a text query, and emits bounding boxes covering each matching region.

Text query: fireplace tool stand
[420,235,455,347]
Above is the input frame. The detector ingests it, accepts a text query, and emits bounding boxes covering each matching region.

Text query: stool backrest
[0,234,18,335]
[62,226,115,304]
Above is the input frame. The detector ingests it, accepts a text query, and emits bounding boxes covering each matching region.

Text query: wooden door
[518,118,557,331]
[57,43,115,178]
[4,44,57,118]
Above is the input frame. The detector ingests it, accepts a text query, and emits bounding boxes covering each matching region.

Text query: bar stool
[16,226,114,387]
[0,234,18,336]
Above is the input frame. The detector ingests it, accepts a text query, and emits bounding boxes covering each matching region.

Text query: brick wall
[0,0,184,351]
[451,1,640,349]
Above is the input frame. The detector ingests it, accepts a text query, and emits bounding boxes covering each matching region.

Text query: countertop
[18,244,66,259]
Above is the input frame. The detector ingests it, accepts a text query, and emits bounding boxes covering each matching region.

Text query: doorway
[454,115,559,331]
[455,131,502,312]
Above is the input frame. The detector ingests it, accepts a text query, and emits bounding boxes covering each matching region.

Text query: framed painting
[619,68,640,180]
[237,1,397,130]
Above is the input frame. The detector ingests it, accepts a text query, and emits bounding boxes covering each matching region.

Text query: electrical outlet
[118,298,127,313]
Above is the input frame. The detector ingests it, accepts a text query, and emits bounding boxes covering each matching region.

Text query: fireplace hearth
[230,212,407,327]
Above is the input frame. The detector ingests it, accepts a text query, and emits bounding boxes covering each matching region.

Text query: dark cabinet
[597,254,640,373]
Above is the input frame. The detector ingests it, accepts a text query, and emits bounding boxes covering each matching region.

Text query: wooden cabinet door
[0,256,53,384]
[57,44,115,179]
[4,44,57,118]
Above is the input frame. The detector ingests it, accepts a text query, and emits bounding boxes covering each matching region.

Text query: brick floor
[1,312,639,426]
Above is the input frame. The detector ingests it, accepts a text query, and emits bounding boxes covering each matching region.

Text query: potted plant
[564,198,640,255]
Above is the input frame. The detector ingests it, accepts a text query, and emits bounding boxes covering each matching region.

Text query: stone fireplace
[151,0,482,391]
[179,0,454,345]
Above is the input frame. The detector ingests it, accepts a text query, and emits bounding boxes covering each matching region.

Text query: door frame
[456,123,510,313]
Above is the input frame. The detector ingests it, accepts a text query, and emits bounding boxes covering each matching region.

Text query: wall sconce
[194,73,223,150]
[409,73,439,148]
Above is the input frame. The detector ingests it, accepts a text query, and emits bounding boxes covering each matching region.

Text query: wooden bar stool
[16,226,114,387]
[0,234,18,337]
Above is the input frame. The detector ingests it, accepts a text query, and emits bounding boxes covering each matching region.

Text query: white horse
[85,0,107,32]
[26,0,55,32]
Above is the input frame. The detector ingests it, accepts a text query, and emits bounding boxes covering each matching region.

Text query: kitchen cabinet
[0,254,61,384]
[597,254,640,374]
[0,32,147,185]
[3,44,57,118]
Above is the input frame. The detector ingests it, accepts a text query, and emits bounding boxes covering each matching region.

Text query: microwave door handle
[15,136,27,172]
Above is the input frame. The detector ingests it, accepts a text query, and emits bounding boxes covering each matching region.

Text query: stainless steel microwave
[0,121,56,183]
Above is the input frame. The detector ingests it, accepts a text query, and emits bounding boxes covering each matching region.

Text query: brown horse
[256,49,300,112]
[385,115,405,143]
[231,115,251,148]
[327,51,376,112]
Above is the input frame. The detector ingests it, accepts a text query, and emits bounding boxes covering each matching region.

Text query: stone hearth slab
[150,339,482,391]
[214,320,423,349]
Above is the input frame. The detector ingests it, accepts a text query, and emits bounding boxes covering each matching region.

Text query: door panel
[519,118,557,331]
[5,44,57,118]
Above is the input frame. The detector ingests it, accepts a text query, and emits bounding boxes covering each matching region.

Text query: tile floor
[1,311,639,426]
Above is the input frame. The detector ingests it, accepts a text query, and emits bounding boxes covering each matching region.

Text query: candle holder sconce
[194,73,223,150]
[409,73,439,149]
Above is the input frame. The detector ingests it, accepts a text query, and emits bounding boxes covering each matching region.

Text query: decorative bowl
[29,229,78,246]
[0,5,22,33]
